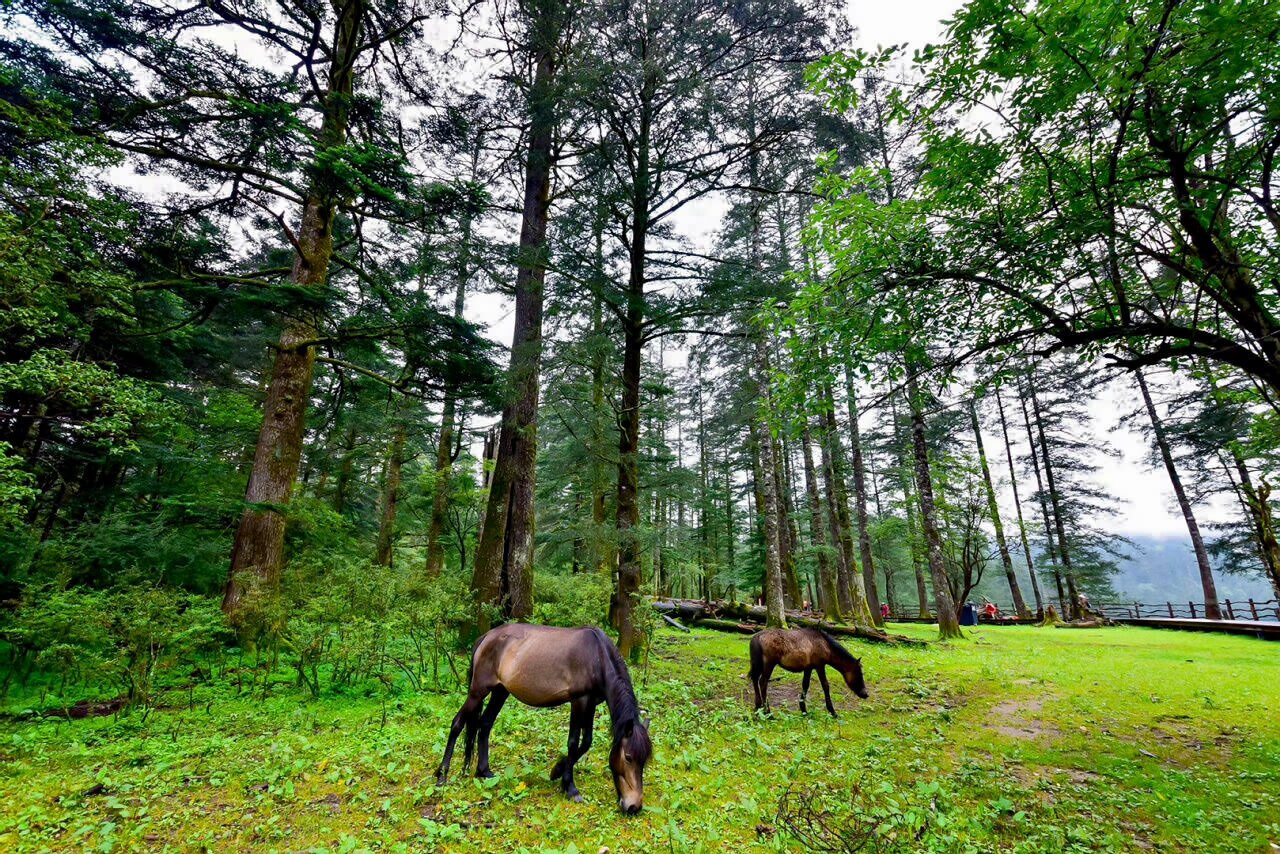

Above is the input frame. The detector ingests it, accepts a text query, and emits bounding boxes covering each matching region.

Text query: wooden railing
[1093,599,1280,622]
[890,599,1280,623]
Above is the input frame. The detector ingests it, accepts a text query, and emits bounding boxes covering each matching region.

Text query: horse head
[609,715,652,814]
[842,656,869,699]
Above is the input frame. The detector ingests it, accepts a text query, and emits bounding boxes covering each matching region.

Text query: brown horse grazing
[435,624,652,813]
[748,628,868,717]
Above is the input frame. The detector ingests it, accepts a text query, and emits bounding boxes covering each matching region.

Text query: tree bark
[819,380,872,623]
[774,432,803,607]
[425,199,475,577]
[890,391,931,618]
[970,399,1030,617]
[802,423,840,617]
[610,225,646,659]
[995,386,1044,616]
[844,371,883,626]
[373,421,406,567]
[1028,380,1082,620]
[1135,370,1221,618]
[906,368,961,639]
[223,0,363,617]
[472,5,558,627]
[752,341,787,628]
[1019,379,1067,614]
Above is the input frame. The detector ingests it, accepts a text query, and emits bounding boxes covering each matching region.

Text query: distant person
[881,603,890,620]
[984,601,999,620]
[1078,592,1091,614]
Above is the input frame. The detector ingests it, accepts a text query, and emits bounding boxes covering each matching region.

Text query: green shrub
[532,570,611,628]
[1,583,231,713]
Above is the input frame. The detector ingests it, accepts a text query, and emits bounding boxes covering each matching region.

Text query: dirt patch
[986,697,1059,741]
[314,793,342,814]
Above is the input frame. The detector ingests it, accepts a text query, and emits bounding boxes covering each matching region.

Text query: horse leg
[760,661,777,715]
[553,699,592,802]
[749,642,763,711]
[817,666,837,718]
[474,686,509,779]
[437,687,489,784]
[800,669,811,714]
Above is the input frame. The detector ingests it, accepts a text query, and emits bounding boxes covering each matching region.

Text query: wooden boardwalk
[1111,616,1280,640]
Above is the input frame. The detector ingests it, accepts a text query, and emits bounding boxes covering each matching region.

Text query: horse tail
[748,633,763,682]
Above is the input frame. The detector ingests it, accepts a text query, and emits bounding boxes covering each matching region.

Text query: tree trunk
[802,423,840,617]
[1019,379,1066,615]
[724,448,736,602]
[817,415,851,619]
[774,432,802,608]
[374,421,406,567]
[995,386,1044,616]
[425,394,456,577]
[752,350,786,628]
[820,379,872,623]
[845,371,883,626]
[970,399,1030,618]
[891,391,931,618]
[610,248,646,659]
[471,10,557,627]
[223,0,363,617]
[1028,381,1082,620]
[906,368,961,639]
[1135,370,1221,618]
[425,210,474,577]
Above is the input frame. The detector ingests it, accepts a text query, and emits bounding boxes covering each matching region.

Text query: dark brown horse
[748,628,868,717]
[436,624,652,813]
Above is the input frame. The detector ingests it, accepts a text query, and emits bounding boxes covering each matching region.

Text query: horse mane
[819,629,859,669]
[596,630,649,757]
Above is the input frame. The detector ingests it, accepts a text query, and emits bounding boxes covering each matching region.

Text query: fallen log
[659,612,691,632]
[653,598,927,646]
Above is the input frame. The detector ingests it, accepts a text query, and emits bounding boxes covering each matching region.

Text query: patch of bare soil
[986,697,1060,741]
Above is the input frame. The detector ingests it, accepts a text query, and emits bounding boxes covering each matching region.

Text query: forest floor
[2,623,1279,853]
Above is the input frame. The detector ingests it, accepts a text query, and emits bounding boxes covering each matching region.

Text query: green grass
[2,624,1279,852]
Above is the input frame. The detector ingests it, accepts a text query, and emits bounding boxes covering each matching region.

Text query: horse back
[475,624,609,708]
[755,627,826,671]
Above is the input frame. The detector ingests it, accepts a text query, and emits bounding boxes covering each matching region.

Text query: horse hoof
[567,791,583,803]
[476,770,495,779]
[436,774,448,786]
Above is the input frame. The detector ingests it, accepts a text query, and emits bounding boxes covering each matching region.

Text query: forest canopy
[0,0,1277,688]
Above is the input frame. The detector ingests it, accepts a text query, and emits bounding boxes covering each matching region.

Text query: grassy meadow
[2,623,1278,853]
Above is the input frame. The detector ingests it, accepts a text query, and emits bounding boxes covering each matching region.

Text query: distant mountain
[957,533,1274,611]
[1110,534,1274,605]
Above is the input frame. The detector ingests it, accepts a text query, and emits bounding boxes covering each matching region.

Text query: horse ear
[640,712,651,730]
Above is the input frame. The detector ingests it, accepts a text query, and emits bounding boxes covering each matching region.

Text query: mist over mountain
[1112,534,1274,605]
[958,534,1274,611]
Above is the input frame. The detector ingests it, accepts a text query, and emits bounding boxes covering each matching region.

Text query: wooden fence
[1093,599,1280,622]
[890,599,1280,623]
